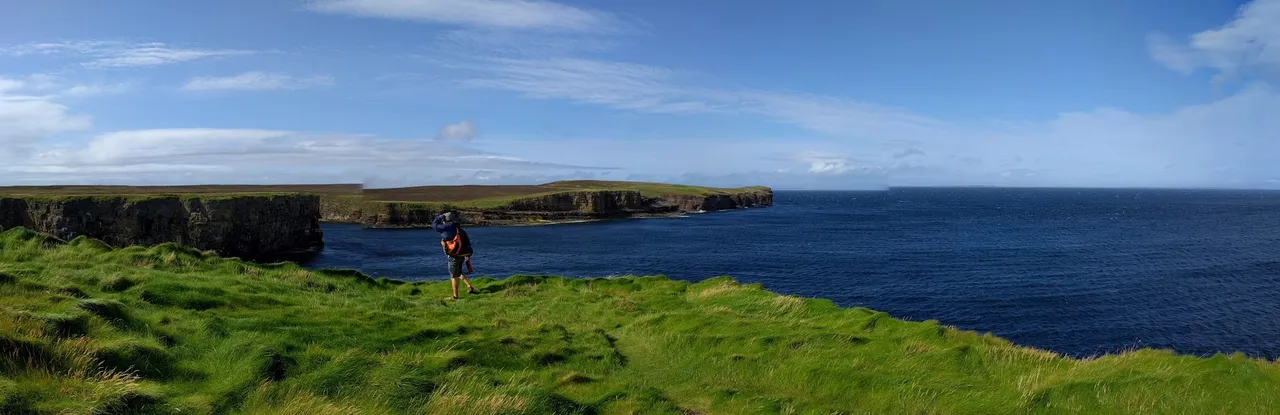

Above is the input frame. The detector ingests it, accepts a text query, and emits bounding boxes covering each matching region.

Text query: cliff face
[362,188,775,228]
[657,190,774,212]
[0,195,323,260]
[319,195,364,223]
[505,190,650,213]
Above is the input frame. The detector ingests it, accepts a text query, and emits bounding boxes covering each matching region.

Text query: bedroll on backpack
[442,227,472,257]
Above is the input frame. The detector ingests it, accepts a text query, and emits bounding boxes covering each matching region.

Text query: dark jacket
[432,214,473,256]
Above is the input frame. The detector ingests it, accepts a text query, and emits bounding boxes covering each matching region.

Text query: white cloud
[1,40,255,68]
[2,127,616,185]
[0,76,93,155]
[793,151,867,175]
[306,0,621,33]
[1148,0,1280,81]
[181,72,335,91]
[436,120,477,141]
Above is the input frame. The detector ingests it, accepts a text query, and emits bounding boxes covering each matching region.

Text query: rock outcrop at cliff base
[0,194,323,260]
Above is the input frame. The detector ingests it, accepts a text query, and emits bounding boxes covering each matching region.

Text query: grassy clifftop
[358,180,774,227]
[363,180,771,206]
[2,228,1278,414]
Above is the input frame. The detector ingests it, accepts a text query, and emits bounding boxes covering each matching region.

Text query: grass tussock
[0,226,1278,414]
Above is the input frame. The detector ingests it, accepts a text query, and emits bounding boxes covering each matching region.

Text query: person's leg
[454,256,476,294]
[459,274,477,294]
[448,256,463,299]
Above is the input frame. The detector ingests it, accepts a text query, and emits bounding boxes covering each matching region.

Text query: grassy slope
[2,229,1277,414]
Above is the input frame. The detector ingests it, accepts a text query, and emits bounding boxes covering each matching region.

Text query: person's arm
[432,214,449,233]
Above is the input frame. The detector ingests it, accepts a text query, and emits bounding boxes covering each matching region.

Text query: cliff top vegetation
[1,227,1277,414]
[363,180,772,204]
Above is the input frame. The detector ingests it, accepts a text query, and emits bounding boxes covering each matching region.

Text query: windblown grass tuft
[0,226,1277,414]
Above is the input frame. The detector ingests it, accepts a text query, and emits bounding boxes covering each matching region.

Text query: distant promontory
[355,180,775,228]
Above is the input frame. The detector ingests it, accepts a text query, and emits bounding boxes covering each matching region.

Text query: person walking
[432,211,478,300]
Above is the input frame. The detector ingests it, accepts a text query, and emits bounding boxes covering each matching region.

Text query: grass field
[3,227,1276,414]
[363,180,771,203]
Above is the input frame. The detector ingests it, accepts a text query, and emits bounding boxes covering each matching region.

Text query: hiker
[432,211,478,300]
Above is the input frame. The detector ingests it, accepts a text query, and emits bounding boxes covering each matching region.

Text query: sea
[295,188,1280,359]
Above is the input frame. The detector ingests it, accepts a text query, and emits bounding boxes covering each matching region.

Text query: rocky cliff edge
[0,194,323,260]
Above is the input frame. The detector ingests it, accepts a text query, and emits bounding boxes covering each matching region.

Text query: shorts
[448,255,467,278]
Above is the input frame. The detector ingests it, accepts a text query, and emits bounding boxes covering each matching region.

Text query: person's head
[444,211,458,223]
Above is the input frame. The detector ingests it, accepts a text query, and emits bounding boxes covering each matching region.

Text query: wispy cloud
[1,40,254,68]
[460,57,726,115]
[62,83,133,97]
[436,121,477,141]
[3,127,617,185]
[433,29,619,58]
[1148,0,1280,83]
[3,73,133,98]
[454,54,957,141]
[181,72,334,91]
[306,0,625,33]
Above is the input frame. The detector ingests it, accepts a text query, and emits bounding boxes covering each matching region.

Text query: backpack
[441,226,473,257]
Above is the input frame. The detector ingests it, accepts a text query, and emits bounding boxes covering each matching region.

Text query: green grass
[1,227,1278,414]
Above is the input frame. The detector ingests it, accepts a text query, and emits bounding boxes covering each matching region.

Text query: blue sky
[1,0,1277,189]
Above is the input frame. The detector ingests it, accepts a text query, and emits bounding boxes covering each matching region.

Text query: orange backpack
[441,227,474,273]
[444,225,474,252]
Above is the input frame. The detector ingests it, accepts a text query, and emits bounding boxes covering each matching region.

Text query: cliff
[318,195,365,223]
[0,194,323,260]
[361,187,774,228]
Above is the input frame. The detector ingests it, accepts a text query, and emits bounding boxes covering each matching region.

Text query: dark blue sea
[296,188,1280,359]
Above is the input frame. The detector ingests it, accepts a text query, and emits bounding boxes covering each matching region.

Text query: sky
[0,0,1277,190]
